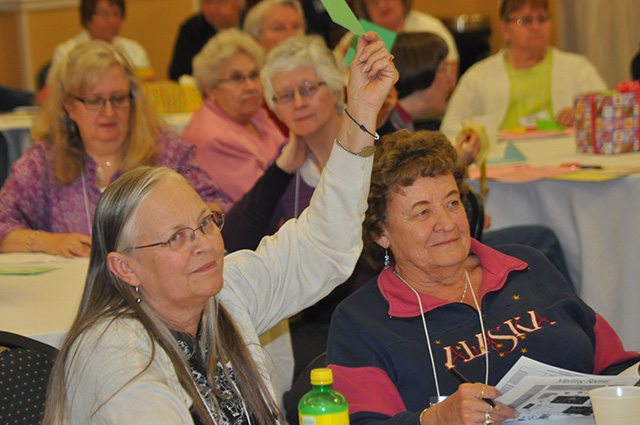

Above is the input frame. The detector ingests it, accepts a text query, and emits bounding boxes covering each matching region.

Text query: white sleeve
[221,142,372,335]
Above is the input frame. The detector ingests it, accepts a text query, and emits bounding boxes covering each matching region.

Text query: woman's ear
[374,232,390,249]
[107,252,139,288]
[62,97,76,122]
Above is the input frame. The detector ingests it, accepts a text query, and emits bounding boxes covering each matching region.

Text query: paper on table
[469,164,573,182]
[498,128,574,141]
[0,253,81,264]
[495,357,640,422]
[343,20,397,66]
[0,265,60,275]
[320,0,364,35]
[548,165,640,182]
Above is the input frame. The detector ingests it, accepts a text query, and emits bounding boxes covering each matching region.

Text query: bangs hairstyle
[393,32,448,99]
[81,0,125,26]
[243,0,306,42]
[500,0,548,20]
[261,35,344,112]
[362,130,469,270]
[192,28,264,93]
[43,166,281,425]
[32,40,162,186]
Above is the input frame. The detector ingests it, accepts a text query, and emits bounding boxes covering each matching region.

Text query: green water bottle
[298,368,349,425]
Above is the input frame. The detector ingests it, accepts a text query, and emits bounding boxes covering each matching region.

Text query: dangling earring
[384,249,390,270]
[135,286,141,304]
[67,119,78,135]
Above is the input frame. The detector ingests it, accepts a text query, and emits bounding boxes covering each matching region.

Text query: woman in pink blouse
[183,28,286,202]
[0,41,231,258]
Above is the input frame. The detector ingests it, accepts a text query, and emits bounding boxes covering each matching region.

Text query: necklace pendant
[95,164,103,181]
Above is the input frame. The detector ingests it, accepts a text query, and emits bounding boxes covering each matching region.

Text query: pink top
[182,99,285,201]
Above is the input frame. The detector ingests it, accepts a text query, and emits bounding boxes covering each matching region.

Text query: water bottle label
[299,411,349,425]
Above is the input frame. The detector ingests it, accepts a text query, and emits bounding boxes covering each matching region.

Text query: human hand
[456,131,481,166]
[556,107,574,127]
[422,383,518,425]
[346,31,399,119]
[275,133,308,174]
[36,232,92,258]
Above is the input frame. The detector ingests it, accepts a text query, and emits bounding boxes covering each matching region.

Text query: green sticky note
[0,265,60,275]
[320,0,364,36]
[344,20,398,67]
[536,119,565,131]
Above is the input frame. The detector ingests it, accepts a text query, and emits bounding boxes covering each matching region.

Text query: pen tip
[445,363,453,370]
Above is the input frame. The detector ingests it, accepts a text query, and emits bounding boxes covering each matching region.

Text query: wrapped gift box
[574,84,640,154]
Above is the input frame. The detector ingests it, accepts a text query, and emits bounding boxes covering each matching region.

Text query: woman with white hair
[243,0,305,53]
[182,28,285,202]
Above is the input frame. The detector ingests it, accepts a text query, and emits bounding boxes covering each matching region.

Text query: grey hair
[192,28,264,93]
[242,0,306,41]
[261,35,344,112]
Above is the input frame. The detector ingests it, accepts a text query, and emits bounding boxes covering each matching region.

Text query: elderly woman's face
[207,53,263,125]
[123,177,225,321]
[364,0,405,32]
[501,3,551,52]
[271,66,339,138]
[85,0,122,42]
[375,174,470,277]
[64,65,130,157]
[260,5,305,53]
[202,0,241,30]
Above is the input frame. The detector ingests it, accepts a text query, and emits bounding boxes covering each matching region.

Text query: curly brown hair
[362,130,469,270]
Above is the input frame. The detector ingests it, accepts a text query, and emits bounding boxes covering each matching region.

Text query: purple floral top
[0,129,233,239]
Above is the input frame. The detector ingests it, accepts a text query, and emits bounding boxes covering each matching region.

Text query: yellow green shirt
[500,50,554,130]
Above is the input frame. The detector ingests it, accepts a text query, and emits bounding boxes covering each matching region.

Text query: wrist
[26,230,41,253]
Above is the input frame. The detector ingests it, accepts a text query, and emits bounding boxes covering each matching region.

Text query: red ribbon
[616,80,640,92]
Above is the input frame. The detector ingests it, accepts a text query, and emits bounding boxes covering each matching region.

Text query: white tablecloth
[475,136,640,352]
[0,253,88,348]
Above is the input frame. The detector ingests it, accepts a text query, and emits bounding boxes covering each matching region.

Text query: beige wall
[0,0,196,90]
[413,0,558,53]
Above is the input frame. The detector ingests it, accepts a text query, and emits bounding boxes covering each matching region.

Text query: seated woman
[41,32,397,424]
[441,0,606,139]
[326,130,640,425]
[52,0,150,72]
[0,41,232,258]
[182,28,285,202]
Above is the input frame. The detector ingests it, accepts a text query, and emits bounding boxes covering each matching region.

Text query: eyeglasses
[132,211,225,252]
[264,22,304,34]
[217,70,260,85]
[272,81,327,104]
[73,93,131,111]
[93,9,123,20]
[506,14,551,26]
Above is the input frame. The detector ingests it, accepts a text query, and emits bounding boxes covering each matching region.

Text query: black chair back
[0,331,58,425]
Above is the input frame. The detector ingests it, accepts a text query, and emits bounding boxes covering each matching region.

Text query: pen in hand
[445,362,496,409]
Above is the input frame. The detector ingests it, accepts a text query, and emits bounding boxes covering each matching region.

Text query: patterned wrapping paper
[574,84,640,154]
[141,81,202,114]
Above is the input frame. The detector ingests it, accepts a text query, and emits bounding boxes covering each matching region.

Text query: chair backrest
[0,331,59,425]
[283,352,327,425]
[464,186,485,241]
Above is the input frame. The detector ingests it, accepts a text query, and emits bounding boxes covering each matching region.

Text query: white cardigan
[440,47,607,140]
[63,144,372,424]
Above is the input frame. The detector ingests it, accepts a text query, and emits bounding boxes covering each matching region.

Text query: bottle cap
[310,368,333,385]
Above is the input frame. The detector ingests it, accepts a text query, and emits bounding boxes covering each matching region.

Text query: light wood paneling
[0,13,20,87]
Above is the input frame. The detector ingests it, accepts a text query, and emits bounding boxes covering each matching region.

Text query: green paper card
[0,265,60,276]
[344,20,398,67]
[320,0,364,35]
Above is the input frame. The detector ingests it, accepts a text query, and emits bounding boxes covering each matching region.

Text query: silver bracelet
[27,230,41,253]
[335,138,376,157]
